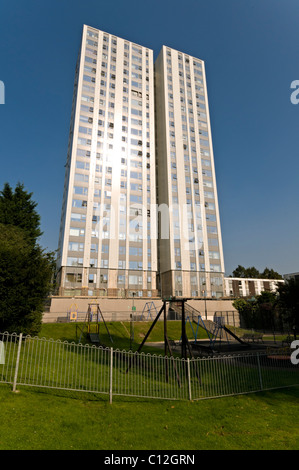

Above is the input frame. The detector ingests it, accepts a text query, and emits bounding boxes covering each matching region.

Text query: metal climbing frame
[181,315,213,344]
[141,301,158,321]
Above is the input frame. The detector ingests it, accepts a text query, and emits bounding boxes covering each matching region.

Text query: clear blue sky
[0,0,298,277]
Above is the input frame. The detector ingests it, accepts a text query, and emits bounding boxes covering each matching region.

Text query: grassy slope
[1,322,292,450]
[38,320,210,354]
[0,384,298,450]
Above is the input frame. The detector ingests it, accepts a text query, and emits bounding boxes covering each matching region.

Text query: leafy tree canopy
[0,183,55,335]
[0,182,42,245]
[233,281,299,332]
[277,278,299,331]
[231,265,282,279]
[0,224,54,335]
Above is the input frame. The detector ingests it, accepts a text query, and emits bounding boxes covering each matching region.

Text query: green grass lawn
[0,383,298,450]
[1,322,298,450]
[39,320,293,353]
[226,326,295,344]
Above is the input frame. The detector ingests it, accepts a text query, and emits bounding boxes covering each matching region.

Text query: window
[76,161,89,170]
[71,213,86,222]
[130,171,142,180]
[75,173,89,182]
[83,75,95,83]
[67,257,83,266]
[201,159,211,167]
[66,273,82,284]
[208,238,219,247]
[68,242,84,252]
[210,264,221,272]
[129,275,143,285]
[129,246,142,257]
[79,126,92,135]
[69,228,85,237]
[207,226,217,234]
[118,275,125,285]
[100,274,108,284]
[72,199,87,208]
[74,186,88,196]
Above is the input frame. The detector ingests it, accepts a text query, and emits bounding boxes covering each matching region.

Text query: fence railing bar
[187,358,192,401]
[12,333,22,393]
[257,353,263,391]
[0,332,298,401]
[109,348,113,404]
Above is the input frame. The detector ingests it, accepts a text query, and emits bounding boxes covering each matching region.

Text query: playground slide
[222,325,247,345]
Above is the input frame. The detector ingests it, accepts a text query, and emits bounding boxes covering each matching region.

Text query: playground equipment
[180,315,211,343]
[67,303,78,322]
[171,301,247,353]
[135,298,197,359]
[209,316,248,350]
[182,315,236,350]
[76,303,113,346]
[134,298,247,358]
[141,301,158,321]
[126,299,202,386]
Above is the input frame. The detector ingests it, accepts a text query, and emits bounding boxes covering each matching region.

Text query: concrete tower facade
[57,27,224,300]
[154,46,225,298]
[57,25,158,298]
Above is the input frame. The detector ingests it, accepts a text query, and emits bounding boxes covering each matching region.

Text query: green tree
[232,265,247,278]
[255,291,277,331]
[0,183,55,335]
[231,265,282,279]
[245,266,260,279]
[0,182,42,245]
[232,265,260,278]
[0,224,54,335]
[232,298,256,329]
[261,267,282,280]
[277,278,299,334]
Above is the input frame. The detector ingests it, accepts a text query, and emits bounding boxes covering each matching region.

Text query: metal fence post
[187,358,192,401]
[13,333,23,393]
[257,353,263,391]
[109,348,113,404]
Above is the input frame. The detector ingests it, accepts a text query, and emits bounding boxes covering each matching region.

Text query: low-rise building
[224,277,284,298]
